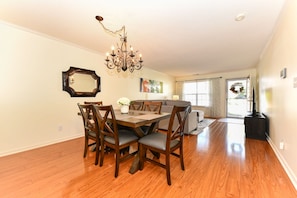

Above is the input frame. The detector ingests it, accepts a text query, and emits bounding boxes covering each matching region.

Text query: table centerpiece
[117,97,130,114]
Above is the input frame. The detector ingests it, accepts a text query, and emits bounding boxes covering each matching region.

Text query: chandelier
[95,16,143,73]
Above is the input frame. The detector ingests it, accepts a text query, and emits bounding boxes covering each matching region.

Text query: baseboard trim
[267,136,297,190]
[0,134,83,157]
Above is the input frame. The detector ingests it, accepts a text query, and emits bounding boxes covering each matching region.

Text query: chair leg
[166,153,171,185]
[139,144,145,170]
[99,139,104,167]
[83,137,88,158]
[94,140,100,165]
[180,146,185,170]
[115,149,120,178]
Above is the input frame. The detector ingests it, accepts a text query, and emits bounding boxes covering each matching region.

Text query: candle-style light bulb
[111,46,115,55]
[106,52,109,60]
[139,54,142,61]
[130,46,134,55]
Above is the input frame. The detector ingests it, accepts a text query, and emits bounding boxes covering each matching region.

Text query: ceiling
[0,0,285,77]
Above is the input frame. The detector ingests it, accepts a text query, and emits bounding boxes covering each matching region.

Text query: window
[183,80,210,106]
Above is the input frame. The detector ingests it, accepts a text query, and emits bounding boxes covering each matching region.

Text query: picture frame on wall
[140,78,163,93]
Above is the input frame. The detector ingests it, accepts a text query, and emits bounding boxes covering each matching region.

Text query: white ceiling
[0,0,285,77]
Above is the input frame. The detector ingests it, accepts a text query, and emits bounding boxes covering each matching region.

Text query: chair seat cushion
[88,131,97,138]
[105,129,138,145]
[138,132,179,151]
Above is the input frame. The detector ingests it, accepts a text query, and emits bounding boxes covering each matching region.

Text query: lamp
[172,95,179,100]
[95,16,143,73]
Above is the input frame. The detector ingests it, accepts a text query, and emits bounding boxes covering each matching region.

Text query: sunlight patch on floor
[226,123,246,159]
[218,118,244,124]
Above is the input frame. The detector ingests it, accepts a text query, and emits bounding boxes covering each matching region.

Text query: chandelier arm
[106,62,115,69]
[112,57,121,67]
[134,63,142,70]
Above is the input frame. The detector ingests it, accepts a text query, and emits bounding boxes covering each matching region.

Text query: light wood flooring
[1,119,297,197]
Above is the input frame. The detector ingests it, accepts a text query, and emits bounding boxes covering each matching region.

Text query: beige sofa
[132,100,198,134]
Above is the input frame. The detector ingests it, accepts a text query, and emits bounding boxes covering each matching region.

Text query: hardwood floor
[1,119,296,197]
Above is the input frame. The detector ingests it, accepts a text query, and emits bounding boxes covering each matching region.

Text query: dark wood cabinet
[244,114,268,141]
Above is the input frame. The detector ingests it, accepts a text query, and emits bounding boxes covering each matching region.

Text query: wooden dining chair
[92,105,139,177]
[83,101,103,121]
[142,101,162,114]
[129,101,143,110]
[140,101,163,134]
[84,101,103,105]
[138,105,191,185]
[77,103,101,165]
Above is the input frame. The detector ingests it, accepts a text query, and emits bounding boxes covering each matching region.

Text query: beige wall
[258,0,297,188]
[176,68,257,118]
[0,21,174,156]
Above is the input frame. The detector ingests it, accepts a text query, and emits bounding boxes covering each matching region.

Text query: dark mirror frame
[62,67,101,97]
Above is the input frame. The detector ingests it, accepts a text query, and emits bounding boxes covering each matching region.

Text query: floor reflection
[196,128,210,151]
[226,123,246,159]
[196,118,246,159]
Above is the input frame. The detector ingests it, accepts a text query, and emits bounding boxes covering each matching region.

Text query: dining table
[78,107,171,174]
[113,109,171,174]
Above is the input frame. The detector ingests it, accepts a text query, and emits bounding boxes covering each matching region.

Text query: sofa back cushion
[161,105,174,113]
[166,100,191,107]
[132,99,195,133]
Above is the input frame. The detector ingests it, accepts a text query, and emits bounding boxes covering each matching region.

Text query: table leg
[133,128,145,138]
[129,121,159,174]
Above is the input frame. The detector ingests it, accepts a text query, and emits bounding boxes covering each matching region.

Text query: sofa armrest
[158,110,197,134]
[184,111,198,134]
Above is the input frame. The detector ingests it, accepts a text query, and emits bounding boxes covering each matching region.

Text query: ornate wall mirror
[62,67,101,97]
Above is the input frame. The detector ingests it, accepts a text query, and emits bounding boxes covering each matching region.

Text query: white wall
[0,21,174,156]
[175,68,257,118]
[257,0,297,188]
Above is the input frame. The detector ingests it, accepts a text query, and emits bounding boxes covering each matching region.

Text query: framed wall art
[140,78,163,93]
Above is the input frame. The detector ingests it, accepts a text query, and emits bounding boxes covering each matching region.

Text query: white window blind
[183,80,210,106]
